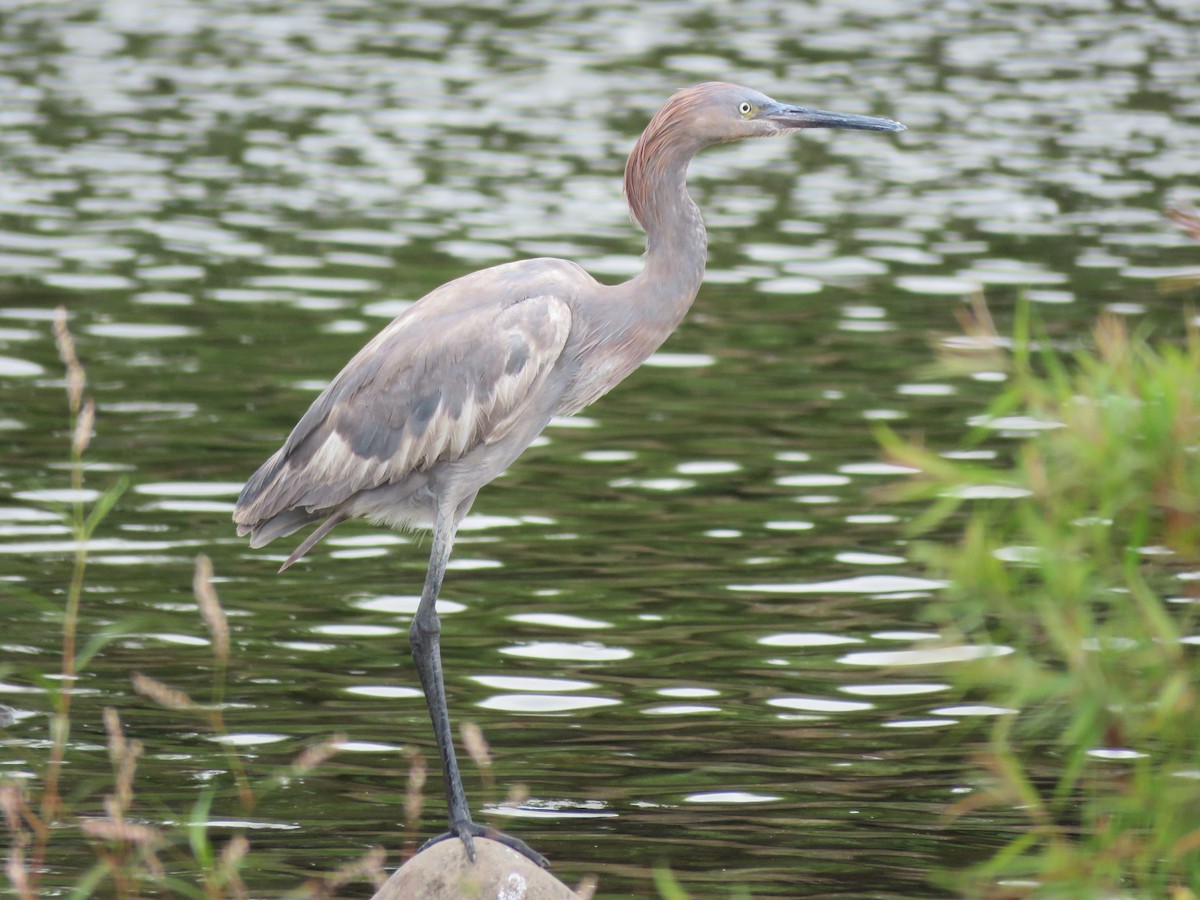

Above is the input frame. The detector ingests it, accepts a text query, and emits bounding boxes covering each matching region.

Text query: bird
[233,82,904,867]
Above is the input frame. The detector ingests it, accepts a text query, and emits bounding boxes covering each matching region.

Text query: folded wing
[233,292,573,546]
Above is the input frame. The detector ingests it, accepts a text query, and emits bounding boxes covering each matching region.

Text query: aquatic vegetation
[0,310,383,898]
[883,302,1200,896]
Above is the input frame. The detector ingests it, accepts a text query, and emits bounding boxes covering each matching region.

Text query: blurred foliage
[882,303,1200,896]
[1,311,380,898]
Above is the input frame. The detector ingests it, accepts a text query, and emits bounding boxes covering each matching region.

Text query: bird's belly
[343,476,437,531]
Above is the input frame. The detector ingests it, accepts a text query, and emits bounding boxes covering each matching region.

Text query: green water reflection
[2,0,1198,896]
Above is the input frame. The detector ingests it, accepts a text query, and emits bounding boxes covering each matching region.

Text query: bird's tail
[278,513,349,572]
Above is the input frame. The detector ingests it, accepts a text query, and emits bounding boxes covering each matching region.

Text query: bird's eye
[738,101,753,117]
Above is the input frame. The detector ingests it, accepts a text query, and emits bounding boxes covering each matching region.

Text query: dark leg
[409,508,549,868]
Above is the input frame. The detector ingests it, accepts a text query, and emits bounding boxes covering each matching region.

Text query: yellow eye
[738,101,753,117]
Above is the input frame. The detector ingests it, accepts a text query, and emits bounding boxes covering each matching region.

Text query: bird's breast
[556,317,680,416]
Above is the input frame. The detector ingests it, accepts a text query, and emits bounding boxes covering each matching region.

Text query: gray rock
[371,837,581,900]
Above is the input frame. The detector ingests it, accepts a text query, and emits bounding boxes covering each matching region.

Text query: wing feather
[234,286,573,534]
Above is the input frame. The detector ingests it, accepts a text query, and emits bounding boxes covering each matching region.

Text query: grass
[881,296,1200,896]
[1,308,387,898]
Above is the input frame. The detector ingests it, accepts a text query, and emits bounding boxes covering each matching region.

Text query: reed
[1,310,378,897]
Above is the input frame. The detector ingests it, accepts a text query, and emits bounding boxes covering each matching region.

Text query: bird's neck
[624,145,708,323]
[554,142,709,417]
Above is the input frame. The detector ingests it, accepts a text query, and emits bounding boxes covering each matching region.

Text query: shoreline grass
[883,299,1200,896]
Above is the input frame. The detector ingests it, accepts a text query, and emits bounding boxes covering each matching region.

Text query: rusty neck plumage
[622,90,709,306]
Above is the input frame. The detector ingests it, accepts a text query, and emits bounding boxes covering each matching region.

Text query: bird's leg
[409,513,470,838]
[409,509,549,869]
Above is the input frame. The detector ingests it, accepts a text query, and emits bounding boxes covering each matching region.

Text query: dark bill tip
[768,103,906,133]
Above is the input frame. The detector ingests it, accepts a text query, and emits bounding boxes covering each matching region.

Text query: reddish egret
[234,82,904,865]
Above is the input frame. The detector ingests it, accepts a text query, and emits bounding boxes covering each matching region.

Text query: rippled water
[2,0,1199,896]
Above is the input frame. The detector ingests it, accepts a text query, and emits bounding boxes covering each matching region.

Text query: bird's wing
[234,290,573,531]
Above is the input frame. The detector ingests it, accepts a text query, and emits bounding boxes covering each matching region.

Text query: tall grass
[2,308,385,897]
[882,302,1200,896]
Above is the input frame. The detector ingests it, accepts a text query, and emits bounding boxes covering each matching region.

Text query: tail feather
[279,514,348,572]
[245,507,318,548]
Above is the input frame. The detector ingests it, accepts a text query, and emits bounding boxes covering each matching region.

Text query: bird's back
[233,257,594,554]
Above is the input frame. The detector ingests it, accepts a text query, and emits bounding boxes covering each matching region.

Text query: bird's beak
[765,103,906,133]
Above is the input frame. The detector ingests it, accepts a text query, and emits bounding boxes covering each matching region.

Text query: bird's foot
[420,819,550,869]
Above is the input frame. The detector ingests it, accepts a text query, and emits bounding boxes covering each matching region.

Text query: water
[1,0,1198,896]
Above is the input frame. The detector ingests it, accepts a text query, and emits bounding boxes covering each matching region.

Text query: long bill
[765,103,906,133]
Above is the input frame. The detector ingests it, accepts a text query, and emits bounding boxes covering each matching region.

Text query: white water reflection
[142,500,233,514]
[835,552,907,566]
[499,642,633,662]
[333,741,402,753]
[775,473,851,488]
[476,694,620,714]
[0,507,61,522]
[208,733,290,746]
[42,273,134,290]
[873,631,941,641]
[580,450,636,463]
[731,575,946,595]
[84,323,197,339]
[1087,748,1149,761]
[943,485,1033,500]
[894,275,980,295]
[644,704,720,715]
[140,633,208,647]
[767,697,874,713]
[0,537,205,555]
[278,641,336,653]
[470,675,596,693]
[344,685,423,700]
[0,524,69,538]
[839,645,1014,667]
[508,612,613,630]
[13,488,99,504]
[931,705,1016,717]
[644,352,716,368]
[967,414,1065,432]
[187,819,300,831]
[675,460,741,475]
[840,683,948,697]
[684,791,781,804]
[0,356,44,377]
[302,228,409,247]
[764,520,815,532]
[135,481,244,496]
[487,799,617,819]
[758,633,863,648]
[354,595,466,615]
[609,477,696,492]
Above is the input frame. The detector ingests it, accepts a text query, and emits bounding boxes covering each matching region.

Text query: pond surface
[2,1,1199,896]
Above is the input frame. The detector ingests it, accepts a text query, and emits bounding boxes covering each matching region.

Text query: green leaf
[188,788,215,871]
[147,875,210,900]
[67,859,112,899]
[653,864,691,900]
[75,617,150,672]
[83,476,129,539]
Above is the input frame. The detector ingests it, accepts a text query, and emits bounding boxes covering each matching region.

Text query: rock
[371,837,581,900]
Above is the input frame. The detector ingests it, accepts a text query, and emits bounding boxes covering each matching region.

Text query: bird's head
[663,81,906,146]
[625,82,903,228]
